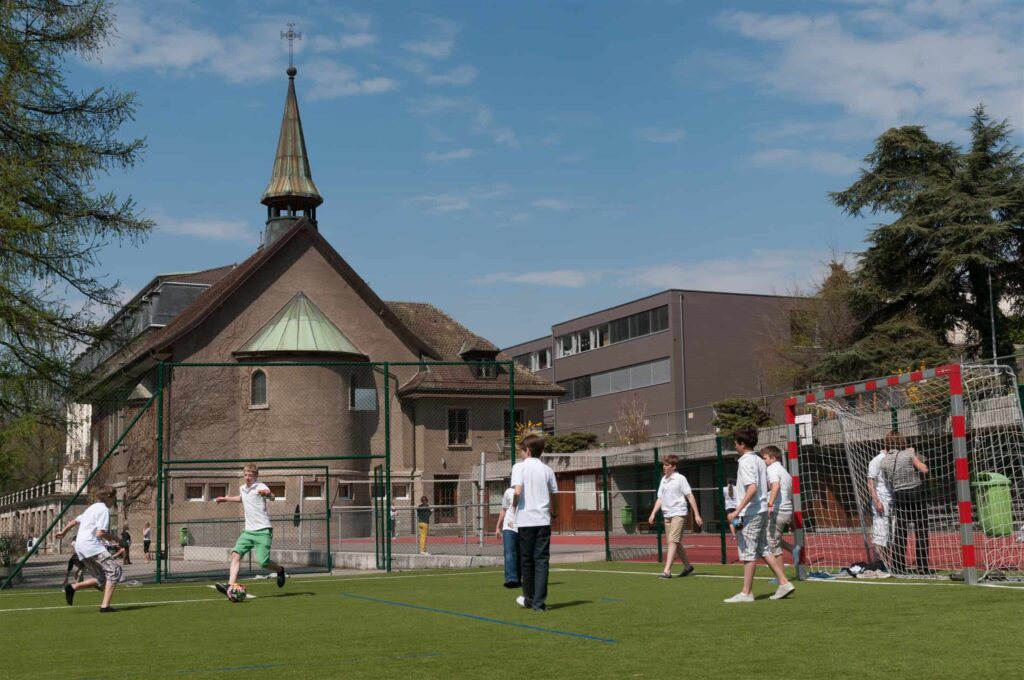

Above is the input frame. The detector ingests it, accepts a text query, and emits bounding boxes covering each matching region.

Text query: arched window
[250,370,268,407]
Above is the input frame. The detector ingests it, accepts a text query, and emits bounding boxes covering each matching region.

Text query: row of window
[556,305,669,358]
[447,408,524,447]
[183,481,417,503]
[513,348,551,372]
[249,370,378,411]
[558,357,671,403]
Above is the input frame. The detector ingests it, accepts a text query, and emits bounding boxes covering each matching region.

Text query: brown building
[504,289,804,440]
[62,64,560,549]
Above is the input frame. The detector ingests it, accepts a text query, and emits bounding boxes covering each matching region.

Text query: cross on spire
[281,23,301,68]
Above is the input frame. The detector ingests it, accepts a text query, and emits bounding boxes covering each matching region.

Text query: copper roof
[236,291,365,357]
[260,68,323,208]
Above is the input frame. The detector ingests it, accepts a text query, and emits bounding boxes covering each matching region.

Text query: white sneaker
[515,595,528,608]
[723,592,754,603]
[770,582,795,600]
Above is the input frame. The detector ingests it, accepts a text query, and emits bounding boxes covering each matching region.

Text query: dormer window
[475,362,497,379]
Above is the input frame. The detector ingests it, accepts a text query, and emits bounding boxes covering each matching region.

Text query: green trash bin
[972,472,1013,537]
[620,506,634,527]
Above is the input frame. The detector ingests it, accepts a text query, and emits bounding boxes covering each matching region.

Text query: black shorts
[143,540,151,552]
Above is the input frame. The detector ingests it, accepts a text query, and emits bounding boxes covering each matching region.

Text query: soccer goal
[786,364,1024,584]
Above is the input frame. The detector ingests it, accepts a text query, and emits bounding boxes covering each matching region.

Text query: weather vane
[281,23,302,68]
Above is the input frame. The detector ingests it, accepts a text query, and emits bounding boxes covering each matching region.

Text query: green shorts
[232,528,273,567]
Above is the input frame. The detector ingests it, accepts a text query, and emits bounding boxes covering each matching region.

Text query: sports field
[3,563,1022,679]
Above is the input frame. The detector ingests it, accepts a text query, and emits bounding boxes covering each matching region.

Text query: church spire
[261,27,322,246]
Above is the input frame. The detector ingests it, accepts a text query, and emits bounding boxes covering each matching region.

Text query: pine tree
[0,1,151,421]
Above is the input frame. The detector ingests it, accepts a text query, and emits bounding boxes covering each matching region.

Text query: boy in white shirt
[55,485,123,612]
[724,427,794,603]
[648,454,703,578]
[495,483,521,588]
[761,446,798,566]
[509,434,558,611]
[867,448,892,563]
[214,464,286,597]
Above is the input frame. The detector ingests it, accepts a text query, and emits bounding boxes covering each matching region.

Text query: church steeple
[261,47,322,246]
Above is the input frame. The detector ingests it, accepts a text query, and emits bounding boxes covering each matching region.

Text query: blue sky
[71,0,1023,347]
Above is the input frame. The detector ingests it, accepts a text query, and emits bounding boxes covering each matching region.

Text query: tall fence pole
[715,436,726,565]
[602,456,611,561]
[384,363,392,573]
[652,447,662,563]
[155,362,165,583]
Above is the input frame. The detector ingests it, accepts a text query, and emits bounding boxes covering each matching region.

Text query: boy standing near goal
[867,446,892,564]
[761,446,798,567]
[214,464,286,596]
[495,483,520,588]
[649,455,703,578]
[55,485,123,612]
[509,434,558,611]
[724,427,794,603]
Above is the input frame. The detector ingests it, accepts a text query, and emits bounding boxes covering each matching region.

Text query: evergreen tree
[0,1,151,421]
[831,106,1024,362]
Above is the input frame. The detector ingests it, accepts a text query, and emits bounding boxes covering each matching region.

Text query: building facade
[505,289,805,440]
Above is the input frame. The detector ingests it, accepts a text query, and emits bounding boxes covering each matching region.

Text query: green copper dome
[238,292,362,355]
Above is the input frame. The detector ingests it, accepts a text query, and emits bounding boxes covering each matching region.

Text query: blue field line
[339,592,617,644]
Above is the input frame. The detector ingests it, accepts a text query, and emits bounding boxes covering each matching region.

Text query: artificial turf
[2,563,1022,679]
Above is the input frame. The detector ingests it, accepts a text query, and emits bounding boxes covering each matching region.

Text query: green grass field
[3,563,1023,679]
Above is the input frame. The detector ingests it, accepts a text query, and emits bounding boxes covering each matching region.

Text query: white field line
[0,597,223,614]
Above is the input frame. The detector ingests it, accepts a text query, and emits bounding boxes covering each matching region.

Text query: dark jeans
[502,529,521,585]
[891,495,930,573]
[518,525,551,610]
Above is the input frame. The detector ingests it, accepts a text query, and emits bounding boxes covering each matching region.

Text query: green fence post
[324,465,332,572]
[155,362,164,584]
[384,363,392,573]
[508,360,516,466]
[716,436,726,565]
[602,456,611,561]
[653,447,662,563]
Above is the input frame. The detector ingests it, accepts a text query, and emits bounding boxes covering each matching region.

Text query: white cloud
[312,32,378,51]
[410,95,463,114]
[414,97,519,149]
[747,148,860,175]
[305,59,399,100]
[155,214,255,241]
[424,148,477,161]
[426,65,478,86]
[474,270,601,288]
[541,134,563,146]
[403,18,460,59]
[337,13,373,33]
[531,198,573,211]
[475,249,831,293]
[713,6,1024,130]
[635,127,687,144]
[408,183,512,213]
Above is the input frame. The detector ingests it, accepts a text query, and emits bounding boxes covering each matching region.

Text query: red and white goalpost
[785,364,1024,584]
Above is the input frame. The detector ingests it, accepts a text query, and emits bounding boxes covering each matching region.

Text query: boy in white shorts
[55,485,123,612]
[762,446,798,566]
[724,427,794,603]
[649,454,703,578]
[867,447,891,563]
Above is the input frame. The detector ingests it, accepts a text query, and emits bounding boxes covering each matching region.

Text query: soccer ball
[226,583,247,603]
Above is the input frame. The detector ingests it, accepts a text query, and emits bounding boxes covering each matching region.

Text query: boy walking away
[55,485,123,612]
[762,446,798,568]
[496,484,520,588]
[214,464,286,598]
[649,455,703,578]
[510,434,558,612]
[417,496,432,555]
[143,522,152,562]
[723,427,794,603]
[121,526,132,565]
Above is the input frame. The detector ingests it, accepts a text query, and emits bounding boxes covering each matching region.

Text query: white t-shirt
[736,452,768,519]
[723,486,739,510]
[867,452,892,505]
[657,473,693,518]
[501,488,517,533]
[74,502,111,559]
[240,481,273,531]
[766,460,793,514]
[510,457,558,528]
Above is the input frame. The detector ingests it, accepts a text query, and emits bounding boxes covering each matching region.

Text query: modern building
[504,289,806,440]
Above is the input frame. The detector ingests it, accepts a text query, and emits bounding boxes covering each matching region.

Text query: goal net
[786,364,1024,583]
